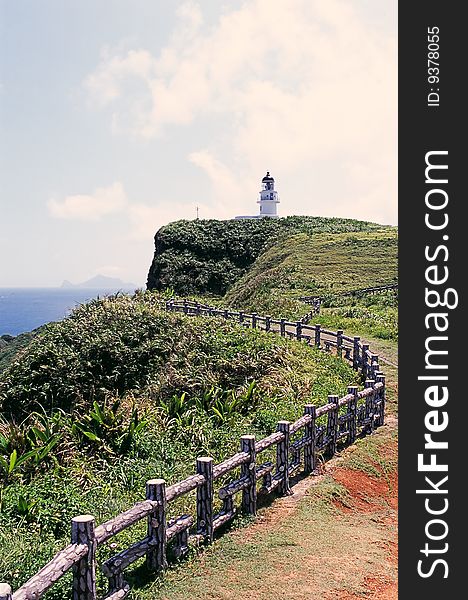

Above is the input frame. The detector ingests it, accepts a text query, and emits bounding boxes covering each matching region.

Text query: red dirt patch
[327,446,398,599]
[332,467,397,513]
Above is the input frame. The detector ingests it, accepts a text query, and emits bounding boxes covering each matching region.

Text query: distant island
[61,274,138,290]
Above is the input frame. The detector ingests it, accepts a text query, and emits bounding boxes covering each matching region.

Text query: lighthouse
[258,171,280,218]
[234,171,281,219]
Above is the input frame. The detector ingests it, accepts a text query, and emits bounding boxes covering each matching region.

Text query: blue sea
[0,288,134,336]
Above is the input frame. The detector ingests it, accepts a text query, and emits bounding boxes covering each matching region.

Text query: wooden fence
[299,283,398,315]
[0,299,386,600]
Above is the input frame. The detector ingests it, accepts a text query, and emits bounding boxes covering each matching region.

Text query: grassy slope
[0,292,361,599]
[225,228,398,308]
[0,331,39,374]
[136,224,399,598]
[225,228,398,340]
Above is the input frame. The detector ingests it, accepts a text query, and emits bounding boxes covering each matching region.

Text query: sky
[0,0,397,287]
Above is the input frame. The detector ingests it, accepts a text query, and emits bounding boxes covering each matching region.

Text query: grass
[345,428,398,479]
[225,229,397,308]
[0,331,39,374]
[225,229,398,341]
[138,222,399,600]
[314,292,398,341]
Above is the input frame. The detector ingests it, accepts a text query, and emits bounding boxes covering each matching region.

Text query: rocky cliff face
[146,218,278,295]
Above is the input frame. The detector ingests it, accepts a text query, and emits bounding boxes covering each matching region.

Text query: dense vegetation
[146,216,385,296]
[225,229,398,340]
[0,292,359,598]
[1,292,300,419]
[0,332,38,374]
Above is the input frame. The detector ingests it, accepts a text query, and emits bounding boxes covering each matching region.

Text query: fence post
[197,457,214,543]
[223,309,229,319]
[265,316,271,332]
[362,344,370,377]
[240,435,257,515]
[251,313,257,329]
[280,318,286,337]
[347,386,359,444]
[0,584,12,600]
[239,311,244,324]
[315,298,321,314]
[353,337,361,370]
[365,380,376,433]
[326,395,339,458]
[336,330,343,357]
[296,321,302,341]
[276,421,291,495]
[314,324,321,347]
[371,354,379,378]
[303,405,317,473]
[72,515,97,600]
[183,299,188,314]
[375,373,386,427]
[146,479,167,572]
[195,302,201,316]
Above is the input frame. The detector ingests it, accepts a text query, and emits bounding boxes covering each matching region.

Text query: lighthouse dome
[262,171,274,182]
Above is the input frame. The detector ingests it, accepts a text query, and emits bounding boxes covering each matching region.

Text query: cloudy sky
[0,0,397,287]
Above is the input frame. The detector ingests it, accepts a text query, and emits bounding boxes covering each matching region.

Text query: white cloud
[84,0,397,223]
[46,180,211,240]
[189,151,234,188]
[188,150,258,218]
[85,0,395,140]
[48,182,127,221]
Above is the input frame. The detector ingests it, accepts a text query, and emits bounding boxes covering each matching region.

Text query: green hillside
[0,292,359,598]
[0,292,355,420]
[225,228,398,340]
[146,216,386,296]
[0,331,41,374]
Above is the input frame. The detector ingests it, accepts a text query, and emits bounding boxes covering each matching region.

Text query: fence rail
[299,283,398,318]
[1,298,386,600]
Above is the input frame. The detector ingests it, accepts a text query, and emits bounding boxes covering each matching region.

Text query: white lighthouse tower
[258,171,280,218]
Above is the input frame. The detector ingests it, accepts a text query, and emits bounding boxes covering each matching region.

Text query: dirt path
[137,340,398,600]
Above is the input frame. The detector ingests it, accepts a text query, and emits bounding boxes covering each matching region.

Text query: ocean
[0,288,134,336]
